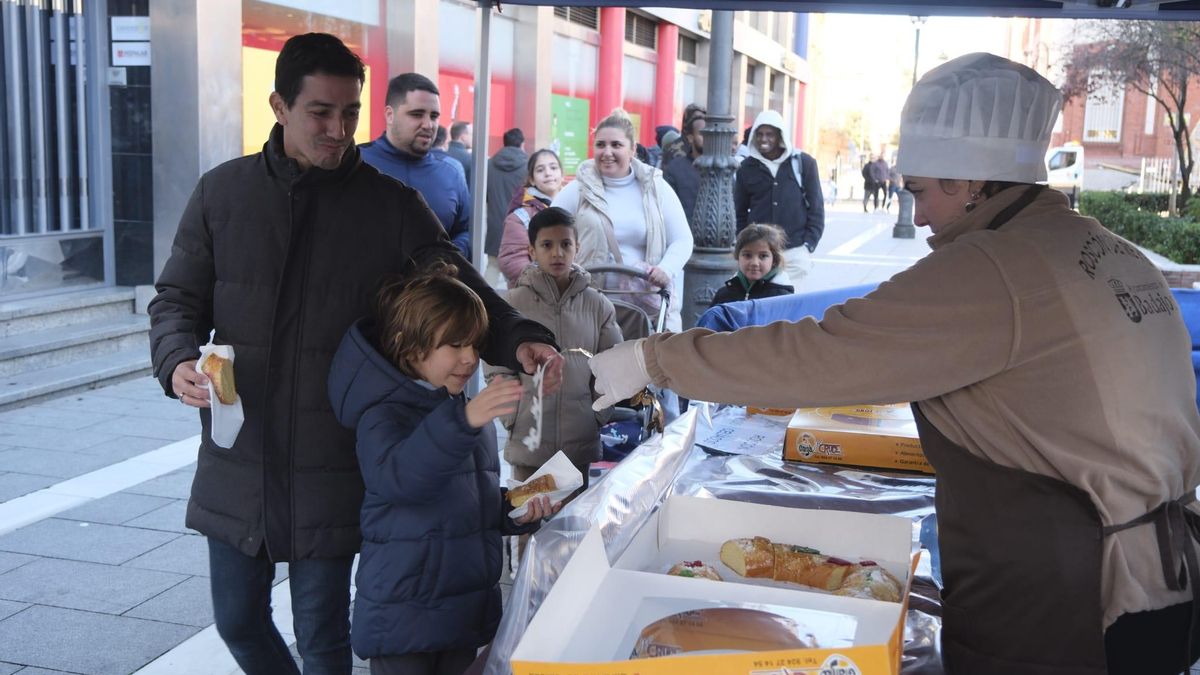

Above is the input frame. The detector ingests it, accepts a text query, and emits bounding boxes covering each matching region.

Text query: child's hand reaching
[512,494,563,525]
[465,377,523,429]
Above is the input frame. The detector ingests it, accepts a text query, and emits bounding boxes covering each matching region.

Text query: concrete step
[0,346,152,410]
[0,287,137,337]
[0,315,151,376]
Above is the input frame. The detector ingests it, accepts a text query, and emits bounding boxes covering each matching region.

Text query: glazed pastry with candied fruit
[667,560,722,581]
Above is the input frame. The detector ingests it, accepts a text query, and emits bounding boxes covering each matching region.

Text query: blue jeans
[208,537,354,675]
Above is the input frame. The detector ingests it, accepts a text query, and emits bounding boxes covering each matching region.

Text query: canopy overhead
[498,1,1200,20]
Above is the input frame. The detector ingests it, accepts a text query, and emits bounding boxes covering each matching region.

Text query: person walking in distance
[485,128,529,287]
[869,154,890,212]
[448,121,474,191]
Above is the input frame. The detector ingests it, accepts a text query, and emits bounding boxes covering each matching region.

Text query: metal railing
[1137,156,1200,194]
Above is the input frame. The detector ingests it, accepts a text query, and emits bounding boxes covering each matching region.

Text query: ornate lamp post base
[892,189,916,239]
[681,10,738,329]
[682,114,739,328]
[683,247,738,326]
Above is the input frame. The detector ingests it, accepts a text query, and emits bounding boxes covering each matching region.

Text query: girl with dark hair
[710,224,794,306]
[497,149,564,286]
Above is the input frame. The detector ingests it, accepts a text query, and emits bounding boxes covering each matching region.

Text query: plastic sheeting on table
[484,404,946,675]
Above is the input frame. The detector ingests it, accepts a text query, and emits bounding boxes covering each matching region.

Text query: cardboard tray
[511,496,917,675]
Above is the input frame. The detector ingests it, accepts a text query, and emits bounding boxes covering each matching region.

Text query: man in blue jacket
[360,73,472,258]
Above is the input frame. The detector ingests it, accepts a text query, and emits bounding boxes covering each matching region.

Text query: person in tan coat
[590,53,1200,675]
[487,207,623,481]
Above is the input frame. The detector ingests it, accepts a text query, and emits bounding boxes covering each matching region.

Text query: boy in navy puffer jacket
[328,263,558,675]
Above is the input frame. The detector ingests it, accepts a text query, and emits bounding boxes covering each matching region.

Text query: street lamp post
[681,10,738,329]
[892,16,927,240]
[911,16,927,86]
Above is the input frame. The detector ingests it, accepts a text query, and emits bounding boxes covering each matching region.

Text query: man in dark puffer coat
[147,33,557,675]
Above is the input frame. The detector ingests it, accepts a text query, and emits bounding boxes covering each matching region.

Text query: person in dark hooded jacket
[328,265,557,674]
[663,106,706,226]
[646,124,676,168]
[486,128,529,284]
[734,109,824,291]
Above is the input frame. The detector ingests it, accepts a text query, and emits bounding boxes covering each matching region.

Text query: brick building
[1052,54,1200,174]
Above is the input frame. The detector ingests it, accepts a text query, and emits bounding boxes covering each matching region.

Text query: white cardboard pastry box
[511,496,917,675]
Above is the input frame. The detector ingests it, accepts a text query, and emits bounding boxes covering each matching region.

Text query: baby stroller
[585,264,670,463]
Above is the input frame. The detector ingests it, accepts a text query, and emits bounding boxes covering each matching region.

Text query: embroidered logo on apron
[1108,278,1177,324]
[1109,279,1142,323]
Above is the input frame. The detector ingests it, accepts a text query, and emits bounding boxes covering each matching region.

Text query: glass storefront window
[0,233,104,295]
[1,3,90,237]
[241,1,386,155]
[621,55,656,146]
[551,33,598,176]
[438,1,516,152]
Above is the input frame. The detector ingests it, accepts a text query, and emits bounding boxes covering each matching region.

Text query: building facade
[1052,70,1200,174]
[0,0,812,301]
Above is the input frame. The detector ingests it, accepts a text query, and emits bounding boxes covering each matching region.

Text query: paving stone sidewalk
[0,377,375,674]
[0,372,526,674]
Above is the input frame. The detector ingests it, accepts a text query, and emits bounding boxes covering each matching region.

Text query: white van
[1046,143,1084,207]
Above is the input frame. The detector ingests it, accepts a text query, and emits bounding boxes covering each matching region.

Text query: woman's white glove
[590,339,651,411]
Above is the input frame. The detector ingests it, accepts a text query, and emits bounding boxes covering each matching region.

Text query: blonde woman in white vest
[552,109,693,333]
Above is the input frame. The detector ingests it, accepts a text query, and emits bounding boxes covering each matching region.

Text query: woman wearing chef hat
[589,52,1200,674]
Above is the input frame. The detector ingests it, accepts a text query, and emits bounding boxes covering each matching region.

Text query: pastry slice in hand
[202,354,238,404]
[508,474,557,507]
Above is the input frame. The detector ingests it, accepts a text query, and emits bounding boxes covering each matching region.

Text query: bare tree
[1061,20,1200,204]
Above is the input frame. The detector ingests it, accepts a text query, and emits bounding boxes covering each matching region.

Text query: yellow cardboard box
[747,406,797,417]
[782,404,934,474]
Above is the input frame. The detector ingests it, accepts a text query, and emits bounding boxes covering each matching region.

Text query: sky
[809,13,1022,157]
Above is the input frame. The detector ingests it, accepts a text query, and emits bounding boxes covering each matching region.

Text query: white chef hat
[895,52,1062,183]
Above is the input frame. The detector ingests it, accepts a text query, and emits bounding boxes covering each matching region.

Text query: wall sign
[112,42,151,66]
[551,94,590,177]
[110,16,150,41]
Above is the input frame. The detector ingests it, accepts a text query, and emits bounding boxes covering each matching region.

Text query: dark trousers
[1105,601,1198,675]
[368,648,477,675]
[208,537,355,675]
[862,182,882,210]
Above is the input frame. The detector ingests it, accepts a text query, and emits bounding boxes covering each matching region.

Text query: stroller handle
[584,264,671,300]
